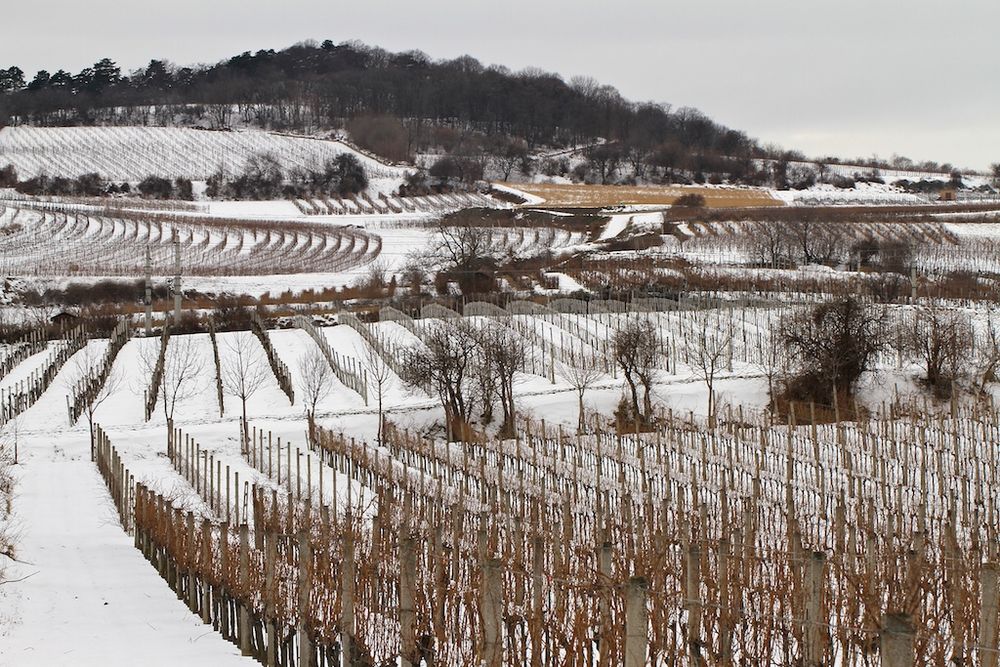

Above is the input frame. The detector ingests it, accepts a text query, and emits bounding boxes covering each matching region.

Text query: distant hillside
[0,41,987,187]
[0,125,408,186]
[0,41,767,184]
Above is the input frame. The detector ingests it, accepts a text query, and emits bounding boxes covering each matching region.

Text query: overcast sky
[7,0,999,170]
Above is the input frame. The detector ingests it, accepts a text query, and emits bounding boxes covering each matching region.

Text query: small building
[50,310,80,327]
[938,189,957,202]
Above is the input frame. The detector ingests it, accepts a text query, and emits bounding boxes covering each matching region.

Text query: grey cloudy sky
[7,0,999,170]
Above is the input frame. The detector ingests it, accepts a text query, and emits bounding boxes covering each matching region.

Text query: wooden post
[531,535,544,667]
[341,531,356,666]
[982,563,1000,667]
[803,551,826,666]
[625,576,648,667]
[880,614,915,667]
[265,528,278,667]
[186,512,198,612]
[298,530,314,667]
[598,540,613,667]
[238,524,252,657]
[399,535,417,667]
[481,557,503,667]
[200,519,212,625]
[685,542,703,661]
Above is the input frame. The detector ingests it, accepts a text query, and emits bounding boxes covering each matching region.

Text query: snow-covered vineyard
[3,121,1000,666]
[4,294,1000,664]
[0,126,410,183]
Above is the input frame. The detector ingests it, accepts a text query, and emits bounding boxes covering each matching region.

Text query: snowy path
[0,458,252,666]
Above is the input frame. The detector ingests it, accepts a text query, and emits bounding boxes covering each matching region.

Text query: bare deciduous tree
[161,336,206,425]
[399,319,480,441]
[686,316,734,428]
[974,315,1000,396]
[901,305,973,398]
[298,347,334,445]
[222,332,270,450]
[613,317,661,424]
[780,298,887,404]
[755,330,786,417]
[559,351,603,433]
[425,216,497,272]
[750,221,789,268]
[357,341,394,444]
[479,324,525,438]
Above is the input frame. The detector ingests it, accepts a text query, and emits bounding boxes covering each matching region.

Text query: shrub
[0,164,17,188]
[778,297,887,404]
[138,175,174,199]
[673,193,706,208]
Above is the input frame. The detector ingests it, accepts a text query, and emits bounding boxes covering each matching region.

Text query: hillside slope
[0,126,410,188]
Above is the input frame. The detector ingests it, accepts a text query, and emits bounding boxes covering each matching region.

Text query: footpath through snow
[0,460,252,666]
[0,396,254,666]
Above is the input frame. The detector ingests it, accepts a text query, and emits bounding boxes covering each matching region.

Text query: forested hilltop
[0,40,777,182]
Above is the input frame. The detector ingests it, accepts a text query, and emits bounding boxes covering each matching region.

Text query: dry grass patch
[512,183,783,209]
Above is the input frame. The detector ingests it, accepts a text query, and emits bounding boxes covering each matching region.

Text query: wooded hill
[0,41,767,183]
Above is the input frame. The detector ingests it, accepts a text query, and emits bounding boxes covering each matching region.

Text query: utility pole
[173,229,181,323]
[144,245,153,336]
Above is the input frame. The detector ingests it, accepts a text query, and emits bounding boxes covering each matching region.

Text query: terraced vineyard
[0,204,383,277]
[0,126,410,183]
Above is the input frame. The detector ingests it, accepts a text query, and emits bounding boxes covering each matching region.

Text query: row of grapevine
[250,313,294,403]
[291,316,367,402]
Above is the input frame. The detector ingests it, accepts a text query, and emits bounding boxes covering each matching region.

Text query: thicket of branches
[205,152,367,200]
[777,298,888,407]
[398,319,525,440]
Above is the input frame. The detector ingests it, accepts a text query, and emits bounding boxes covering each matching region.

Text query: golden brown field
[511,183,784,208]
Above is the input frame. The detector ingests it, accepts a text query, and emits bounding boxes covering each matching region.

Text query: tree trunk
[625,376,640,420]
[241,397,249,453]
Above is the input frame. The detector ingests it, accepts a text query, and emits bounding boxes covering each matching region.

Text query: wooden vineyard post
[685,541,703,662]
[803,551,826,667]
[481,557,503,667]
[298,530,314,667]
[341,531,356,666]
[598,539,613,667]
[625,576,648,667]
[880,614,915,667]
[201,518,212,625]
[187,512,198,613]
[399,535,417,667]
[238,523,252,657]
[718,534,733,666]
[982,563,1000,667]
[265,528,278,667]
[531,534,544,667]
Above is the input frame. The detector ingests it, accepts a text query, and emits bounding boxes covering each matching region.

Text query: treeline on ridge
[0,41,765,183]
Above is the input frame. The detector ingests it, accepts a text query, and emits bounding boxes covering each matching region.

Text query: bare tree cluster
[399,319,525,440]
[612,317,662,426]
[897,305,973,398]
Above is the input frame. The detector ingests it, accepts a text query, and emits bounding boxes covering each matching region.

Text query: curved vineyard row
[0,204,383,277]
